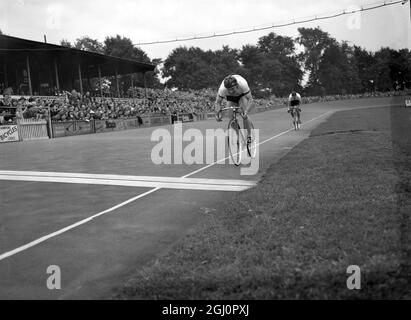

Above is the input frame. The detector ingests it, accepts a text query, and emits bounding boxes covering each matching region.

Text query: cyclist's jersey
[218,75,251,104]
[288,92,301,107]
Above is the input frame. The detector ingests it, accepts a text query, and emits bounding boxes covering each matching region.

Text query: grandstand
[0,34,155,97]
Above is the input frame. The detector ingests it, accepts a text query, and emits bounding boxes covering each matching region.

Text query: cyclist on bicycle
[287,91,302,124]
[214,74,253,144]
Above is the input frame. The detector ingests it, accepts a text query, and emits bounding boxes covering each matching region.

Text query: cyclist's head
[223,75,238,89]
[291,91,297,97]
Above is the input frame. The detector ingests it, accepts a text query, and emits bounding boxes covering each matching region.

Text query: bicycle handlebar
[220,106,241,112]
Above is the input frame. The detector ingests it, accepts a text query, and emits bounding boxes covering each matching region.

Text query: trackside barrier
[17,119,49,141]
[0,124,20,143]
[52,120,95,138]
[194,113,206,121]
[178,113,194,123]
[149,115,171,127]
[94,118,140,133]
[141,116,151,126]
[51,115,170,138]
[24,106,279,140]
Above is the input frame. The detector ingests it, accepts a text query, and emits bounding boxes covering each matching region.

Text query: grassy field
[113,105,411,299]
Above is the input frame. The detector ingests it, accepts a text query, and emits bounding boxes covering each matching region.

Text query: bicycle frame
[221,106,248,145]
[290,106,300,130]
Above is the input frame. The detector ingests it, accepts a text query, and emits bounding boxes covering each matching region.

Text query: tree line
[56,28,411,98]
[161,27,410,97]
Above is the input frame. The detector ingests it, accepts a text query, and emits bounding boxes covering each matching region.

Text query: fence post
[47,106,53,138]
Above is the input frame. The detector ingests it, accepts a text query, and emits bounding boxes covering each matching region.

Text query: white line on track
[182,110,333,178]
[0,172,256,192]
[0,110,333,262]
[0,188,161,261]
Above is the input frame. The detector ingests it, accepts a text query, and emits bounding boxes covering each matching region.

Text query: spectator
[0,110,6,124]
[137,115,143,127]
[67,110,77,121]
[16,105,27,120]
[3,87,14,96]
[83,91,91,105]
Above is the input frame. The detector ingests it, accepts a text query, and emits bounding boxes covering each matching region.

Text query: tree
[368,47,411,92]
[297,27,335,95]
[162,46,241,90]
[239,33,303,97]
[238,44,265,93]
[258,33,296,57]
[104,35,160,89]
[60,39,73,48]
[353,46,377,92]
[163,47,212,90]
[104,35,150,62]
[259,33,303,96]
[212,46,242,81]
[389,49,411,90]
[322,42,360,94]
[340,42,362,94]
[318,42,361,94]
[74,36,104,54]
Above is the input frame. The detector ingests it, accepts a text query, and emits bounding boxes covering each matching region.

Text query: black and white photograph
[0,0,410,309]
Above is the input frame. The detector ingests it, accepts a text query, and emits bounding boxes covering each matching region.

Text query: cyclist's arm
[214,95,224,114]
[239,92,253,116]
[296,95,302,109]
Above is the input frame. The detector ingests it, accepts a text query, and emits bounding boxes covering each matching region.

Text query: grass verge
[114,105,411,299]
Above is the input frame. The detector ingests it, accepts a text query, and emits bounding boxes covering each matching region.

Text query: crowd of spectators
[0,87,409,125]
[0,88,216,124]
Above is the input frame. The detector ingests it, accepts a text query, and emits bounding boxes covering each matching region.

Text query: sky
[1,0,410,63]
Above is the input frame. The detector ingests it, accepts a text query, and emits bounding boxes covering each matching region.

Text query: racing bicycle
[220,106,257,166]
[289,106,301,130]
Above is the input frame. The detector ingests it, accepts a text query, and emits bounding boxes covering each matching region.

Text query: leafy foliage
[58,27,410,96]
[163,46,242,90]
[60,39,73,48]
[297,27,335,95]
[74,36,105,54]
[318,41,361,94]
[163,33,302,97]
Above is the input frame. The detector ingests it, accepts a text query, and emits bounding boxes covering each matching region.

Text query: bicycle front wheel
[247,120,257,158]
[227,119,242,166]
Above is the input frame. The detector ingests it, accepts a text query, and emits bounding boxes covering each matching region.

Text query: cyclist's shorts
[290,100,300,107]
[223,91,250,104]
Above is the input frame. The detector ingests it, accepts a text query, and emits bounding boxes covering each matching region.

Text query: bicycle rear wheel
[247,120,257,158]
[227,119,242,166]
[292,110,299,130]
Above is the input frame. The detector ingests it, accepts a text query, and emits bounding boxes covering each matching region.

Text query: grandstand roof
[0,34,156,76]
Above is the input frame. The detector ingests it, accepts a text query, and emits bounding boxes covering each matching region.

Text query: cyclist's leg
[296,102,301,123]
[290,109,296,128]
[239,96,253,140]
